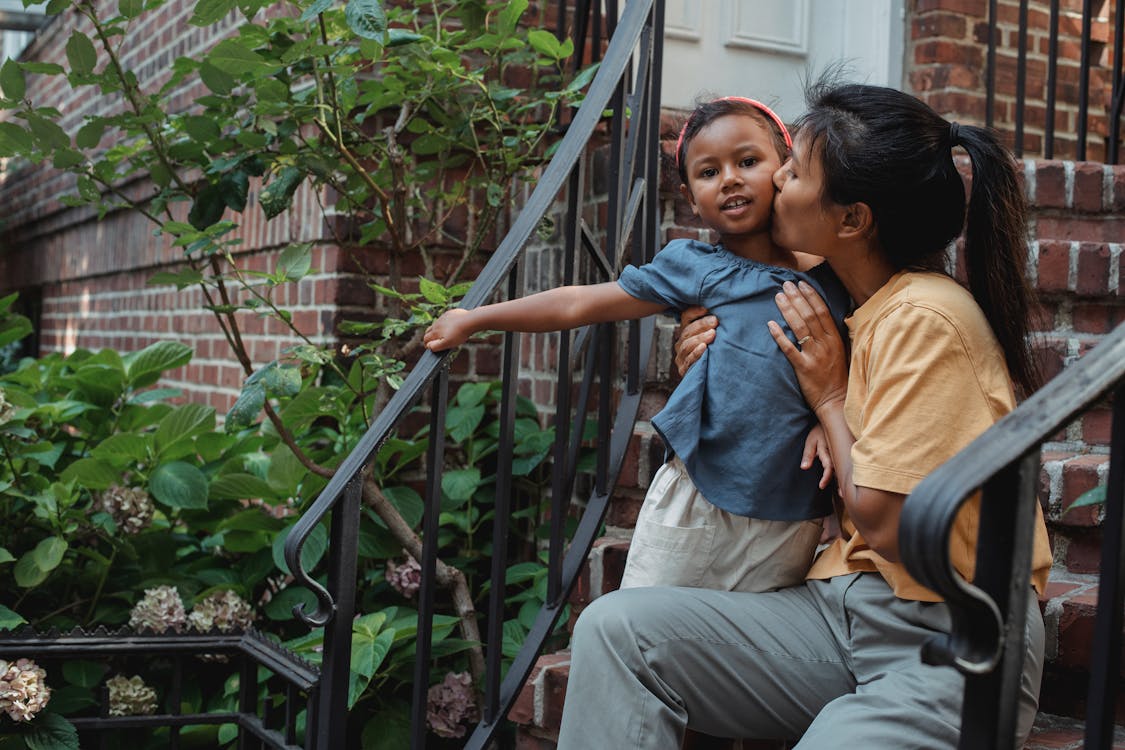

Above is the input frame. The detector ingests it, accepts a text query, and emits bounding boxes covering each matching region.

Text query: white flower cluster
[426,671,478,739]
[386,555,422,598]
[95,485,155,535]
[0,389,14,426]
[106,674,157,716]
[187,590,255,633]
[0,658,51,722]
[128,585,187,633]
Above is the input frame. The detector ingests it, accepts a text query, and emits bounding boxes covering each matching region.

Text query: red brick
[1064,529,1104,574]
[1082,406,1114,444]
[1073,162,1105,213]
[1035,162,1068,208]
[1037,217,1125,243]
[1072,303,1113,333]
[1036,240,1072,292]
[1076,243,1112,296]
[911,13,969,40]
[1058,454,1108,526]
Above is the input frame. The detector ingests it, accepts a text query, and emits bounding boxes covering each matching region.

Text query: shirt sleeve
[617,240,707,310]
[850,302,1006,496]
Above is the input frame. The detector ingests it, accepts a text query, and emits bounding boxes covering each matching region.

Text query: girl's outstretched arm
[423,282,666,352]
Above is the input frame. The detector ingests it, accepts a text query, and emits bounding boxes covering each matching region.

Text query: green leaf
[226,381,265,432]
[62,661,107,688]
[299,0,334,21]
[442,468,481,503]
[65,32,98,76]
[272,522,328,576]
[0,548,14,564]
[527,29,562,59]
[361,708,411,750]
[498,0,528,34]
[209,473,276,501]
[1071,485,1107,509]
[1,59,26,100]
[149,461,209,510]
[119,0,143,18]
[191,0,235,25]
[264,583,317,621]
[386,29,424,47]
[456,381,492,408]
[148,268,204,290]
[345,0,386,40]
[259,166,304,220]
[445,404,484,444]
[189,181,228,230]
[199,60,235,94]
[125,340,193,386]
[0,604,26,630]
[417,276,448,304]
[219,169,249,212]
[207,39,268,75]
[0,310,32,348]
[59,458,119,490]
[14,552,48,588]
[278,242,313,281]
[75,119,107,149]
[382,486,424,528]
[155,403,216,454]
[25,712,79,750]
[0,122,34,156]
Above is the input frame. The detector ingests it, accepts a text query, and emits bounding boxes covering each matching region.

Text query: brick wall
[909,0,1119,160]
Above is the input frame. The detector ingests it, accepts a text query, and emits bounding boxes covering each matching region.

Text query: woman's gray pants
[556,573,1044,749]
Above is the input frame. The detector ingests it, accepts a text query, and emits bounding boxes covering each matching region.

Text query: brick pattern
[908,0,1120,160]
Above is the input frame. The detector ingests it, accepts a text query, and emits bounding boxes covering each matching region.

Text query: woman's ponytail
[956,125,1041,397]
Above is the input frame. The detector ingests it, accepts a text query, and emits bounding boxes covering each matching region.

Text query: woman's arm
[768,280,905,561]
[424,282,666,352]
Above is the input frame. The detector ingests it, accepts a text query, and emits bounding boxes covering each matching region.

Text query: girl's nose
[721,164,741,186]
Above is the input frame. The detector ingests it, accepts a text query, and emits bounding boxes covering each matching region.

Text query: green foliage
[0,0,595,740]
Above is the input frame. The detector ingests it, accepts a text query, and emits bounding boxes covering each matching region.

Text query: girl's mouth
[721,198,750,211]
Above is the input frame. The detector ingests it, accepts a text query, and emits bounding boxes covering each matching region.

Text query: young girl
[424,97,851,593]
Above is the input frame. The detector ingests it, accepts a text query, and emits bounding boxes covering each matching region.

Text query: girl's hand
[768,280,848,415]
[674,306,718,377]
[424,309,472,351]
[801,423,834,489]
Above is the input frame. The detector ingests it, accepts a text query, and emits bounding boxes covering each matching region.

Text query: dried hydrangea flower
[0,389,15,426]
[426,671,478,739]
[94,485,155,535]
[187,590,254,633]
[386,555,422,598]
[106,674,157,716]
[0,658,51,722]
[128,585,186,633]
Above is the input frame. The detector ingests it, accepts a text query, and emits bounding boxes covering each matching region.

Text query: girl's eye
[700,167,718,178]
[740,157,757,168]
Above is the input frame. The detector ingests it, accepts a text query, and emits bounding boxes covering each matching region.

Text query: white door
[661,0,906,122]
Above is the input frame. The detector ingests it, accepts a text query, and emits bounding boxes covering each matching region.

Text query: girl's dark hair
[676,98,790,185]
[797,81,1041,396]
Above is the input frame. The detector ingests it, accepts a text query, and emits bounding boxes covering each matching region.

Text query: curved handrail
[282,0,656,626]
[900,322,1125,672]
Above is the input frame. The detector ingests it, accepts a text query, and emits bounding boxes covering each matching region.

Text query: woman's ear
[837,201,874,240]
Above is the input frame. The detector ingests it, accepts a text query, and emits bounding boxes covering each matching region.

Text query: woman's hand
[768,280,848,415]
[674,306,718,377]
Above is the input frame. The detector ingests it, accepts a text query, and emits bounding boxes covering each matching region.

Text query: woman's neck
[828,245,898,306]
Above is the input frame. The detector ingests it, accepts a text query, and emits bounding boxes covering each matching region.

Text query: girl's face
[680,114,783,248]
[770,131,843,257]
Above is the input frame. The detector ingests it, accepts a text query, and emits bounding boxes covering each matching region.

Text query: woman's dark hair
[676,98,790,185]
[796,80,1041,396]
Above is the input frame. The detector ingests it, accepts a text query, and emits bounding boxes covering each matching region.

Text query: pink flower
[0,658,51,722]
[386,555,422,598]
[129,585,186,633]
[426,671,478,739]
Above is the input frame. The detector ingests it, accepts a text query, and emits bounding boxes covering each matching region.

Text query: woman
[555,81,1053,748]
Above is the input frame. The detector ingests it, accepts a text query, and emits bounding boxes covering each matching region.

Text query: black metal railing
[282,0,665,747]
[988,0,1125,162]
[900,322,1125,750]
[0,627,318,748]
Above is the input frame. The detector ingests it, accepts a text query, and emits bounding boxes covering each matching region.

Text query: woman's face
[770,132,841,257]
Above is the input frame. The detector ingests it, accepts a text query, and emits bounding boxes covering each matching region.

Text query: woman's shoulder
[872,271,995,342]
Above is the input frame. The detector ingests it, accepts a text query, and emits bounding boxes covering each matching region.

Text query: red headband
[675,96,793,167]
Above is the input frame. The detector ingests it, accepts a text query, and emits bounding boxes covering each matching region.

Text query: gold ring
[797,335,812,346]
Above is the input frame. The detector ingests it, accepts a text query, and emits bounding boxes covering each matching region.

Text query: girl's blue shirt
[617,238,852,521]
